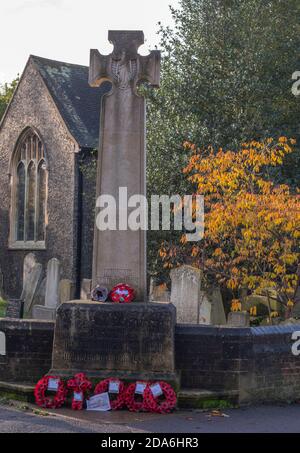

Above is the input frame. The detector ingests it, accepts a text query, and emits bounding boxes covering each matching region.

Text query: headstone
[227,311,250,327]
[32,277,47,308]
[59,279,75,304]
[22,260,43,317]
[51,301,177,381]
[149,279,170,302]
[89,30,160,301]
[210,287,226,325]
[80,279,92,300]
[5,299,24,319]
[32,305,56,321]
[0,267,3,299]
[198,291,212,325]
[33,258,61,320]
[170,265,202,323]
[292,265,300,317]
[45,258,61,308]
[0,332,5,356]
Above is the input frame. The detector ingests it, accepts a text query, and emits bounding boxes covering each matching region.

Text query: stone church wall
[0,60,78,298]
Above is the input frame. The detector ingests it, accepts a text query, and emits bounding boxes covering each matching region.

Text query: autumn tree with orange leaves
[160,137,300,313]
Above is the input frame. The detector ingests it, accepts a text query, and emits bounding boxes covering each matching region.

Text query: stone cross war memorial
[50,30,177,383]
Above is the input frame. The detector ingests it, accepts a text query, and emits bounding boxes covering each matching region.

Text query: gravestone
[0,267,3,299]
[33,258,61,320]
[227,311,250,327]
[210,287,226,325]
[59,279,75,304]
[198,291,212,325]
[292,265,300,317]
[89,30,160,301]
[21,254,43,317]
[170,265,202,324]
[5,299,24,319]
[50,301,177,381]
[80,279,92,300]
[149,279,170,302]
[32,277,47,308]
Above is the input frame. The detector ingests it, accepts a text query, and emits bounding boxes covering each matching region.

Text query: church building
[0,55,110,298]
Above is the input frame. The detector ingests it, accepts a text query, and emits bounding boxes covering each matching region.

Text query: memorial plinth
[50,301,177,382]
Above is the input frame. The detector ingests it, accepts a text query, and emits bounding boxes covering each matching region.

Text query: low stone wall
[0,319,54,383]
[175,324,300,404]
[1,317,300,405]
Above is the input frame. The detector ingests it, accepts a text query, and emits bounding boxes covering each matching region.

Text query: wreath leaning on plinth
[34,375,67,409]
[94,378,126,410]
[67,373,92,410]
[143,381,177,414]
[124,381,149,412]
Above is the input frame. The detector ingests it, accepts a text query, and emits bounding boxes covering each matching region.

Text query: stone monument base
[50,301,178,385]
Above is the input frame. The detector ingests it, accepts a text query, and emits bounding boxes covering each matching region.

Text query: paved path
[1,403,300,433]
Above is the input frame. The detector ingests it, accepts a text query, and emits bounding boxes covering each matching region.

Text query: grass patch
[0,298,7,317]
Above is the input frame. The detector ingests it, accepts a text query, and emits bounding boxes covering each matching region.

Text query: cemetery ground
[1,400,300,433]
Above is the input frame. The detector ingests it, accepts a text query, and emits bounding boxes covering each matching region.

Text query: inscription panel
[51,302,176,374]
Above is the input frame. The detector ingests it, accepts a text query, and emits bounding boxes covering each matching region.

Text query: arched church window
[10,129,48,248]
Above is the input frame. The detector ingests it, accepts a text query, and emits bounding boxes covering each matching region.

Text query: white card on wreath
[150,383,163,398]
[74,391,83,402]
[86,393,111,411]
[108,380,120,394]
[47,378,59,391]
[135,382,147,395]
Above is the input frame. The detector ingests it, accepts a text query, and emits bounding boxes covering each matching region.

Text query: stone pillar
[89,31,160,301]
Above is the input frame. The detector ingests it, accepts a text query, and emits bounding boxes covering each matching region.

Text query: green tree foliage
[146,0,300,195]
[146,0,300,279]
[0,78,19,121]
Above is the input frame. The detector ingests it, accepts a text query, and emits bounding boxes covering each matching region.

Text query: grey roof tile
[31,55,110,148]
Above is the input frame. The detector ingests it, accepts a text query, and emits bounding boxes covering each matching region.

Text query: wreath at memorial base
[109,283,135,303]
[34,375,67,409]
[143,381,177,414]
[124,382,148,412]
[94,378,126,410]
[67,373,92,410]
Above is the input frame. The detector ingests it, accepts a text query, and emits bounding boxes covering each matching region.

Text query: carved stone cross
[89,31,161,301]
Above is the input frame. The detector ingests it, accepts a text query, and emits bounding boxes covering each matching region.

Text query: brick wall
[0,319,54,383]
[175,324,300,404]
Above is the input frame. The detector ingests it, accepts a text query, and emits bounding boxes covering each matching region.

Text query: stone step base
[0,381,35,402]
[0,381,239,409]
[178,389,239,409]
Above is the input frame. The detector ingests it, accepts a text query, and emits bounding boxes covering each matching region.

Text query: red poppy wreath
[34,375,67,409]
[94,378,126,410]
[125,381,149,412]
[109,283,135,303]
[143,381,177,414]
[67,373,92,410]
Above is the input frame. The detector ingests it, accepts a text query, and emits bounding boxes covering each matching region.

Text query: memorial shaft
[89,31,160,300]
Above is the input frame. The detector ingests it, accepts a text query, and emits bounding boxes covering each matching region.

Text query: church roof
[31,55,110,149]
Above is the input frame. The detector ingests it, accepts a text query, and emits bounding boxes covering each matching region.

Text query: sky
[0,0,179,84]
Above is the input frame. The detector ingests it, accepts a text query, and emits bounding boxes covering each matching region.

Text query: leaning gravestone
[170,265,202,324]
[33,258,61,321]
[51,31,177,384]
[21,254,43,318]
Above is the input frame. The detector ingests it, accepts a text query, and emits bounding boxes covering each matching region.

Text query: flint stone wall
[1,316,300,404]
[0,319,54,382]
[175,323,300,403]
